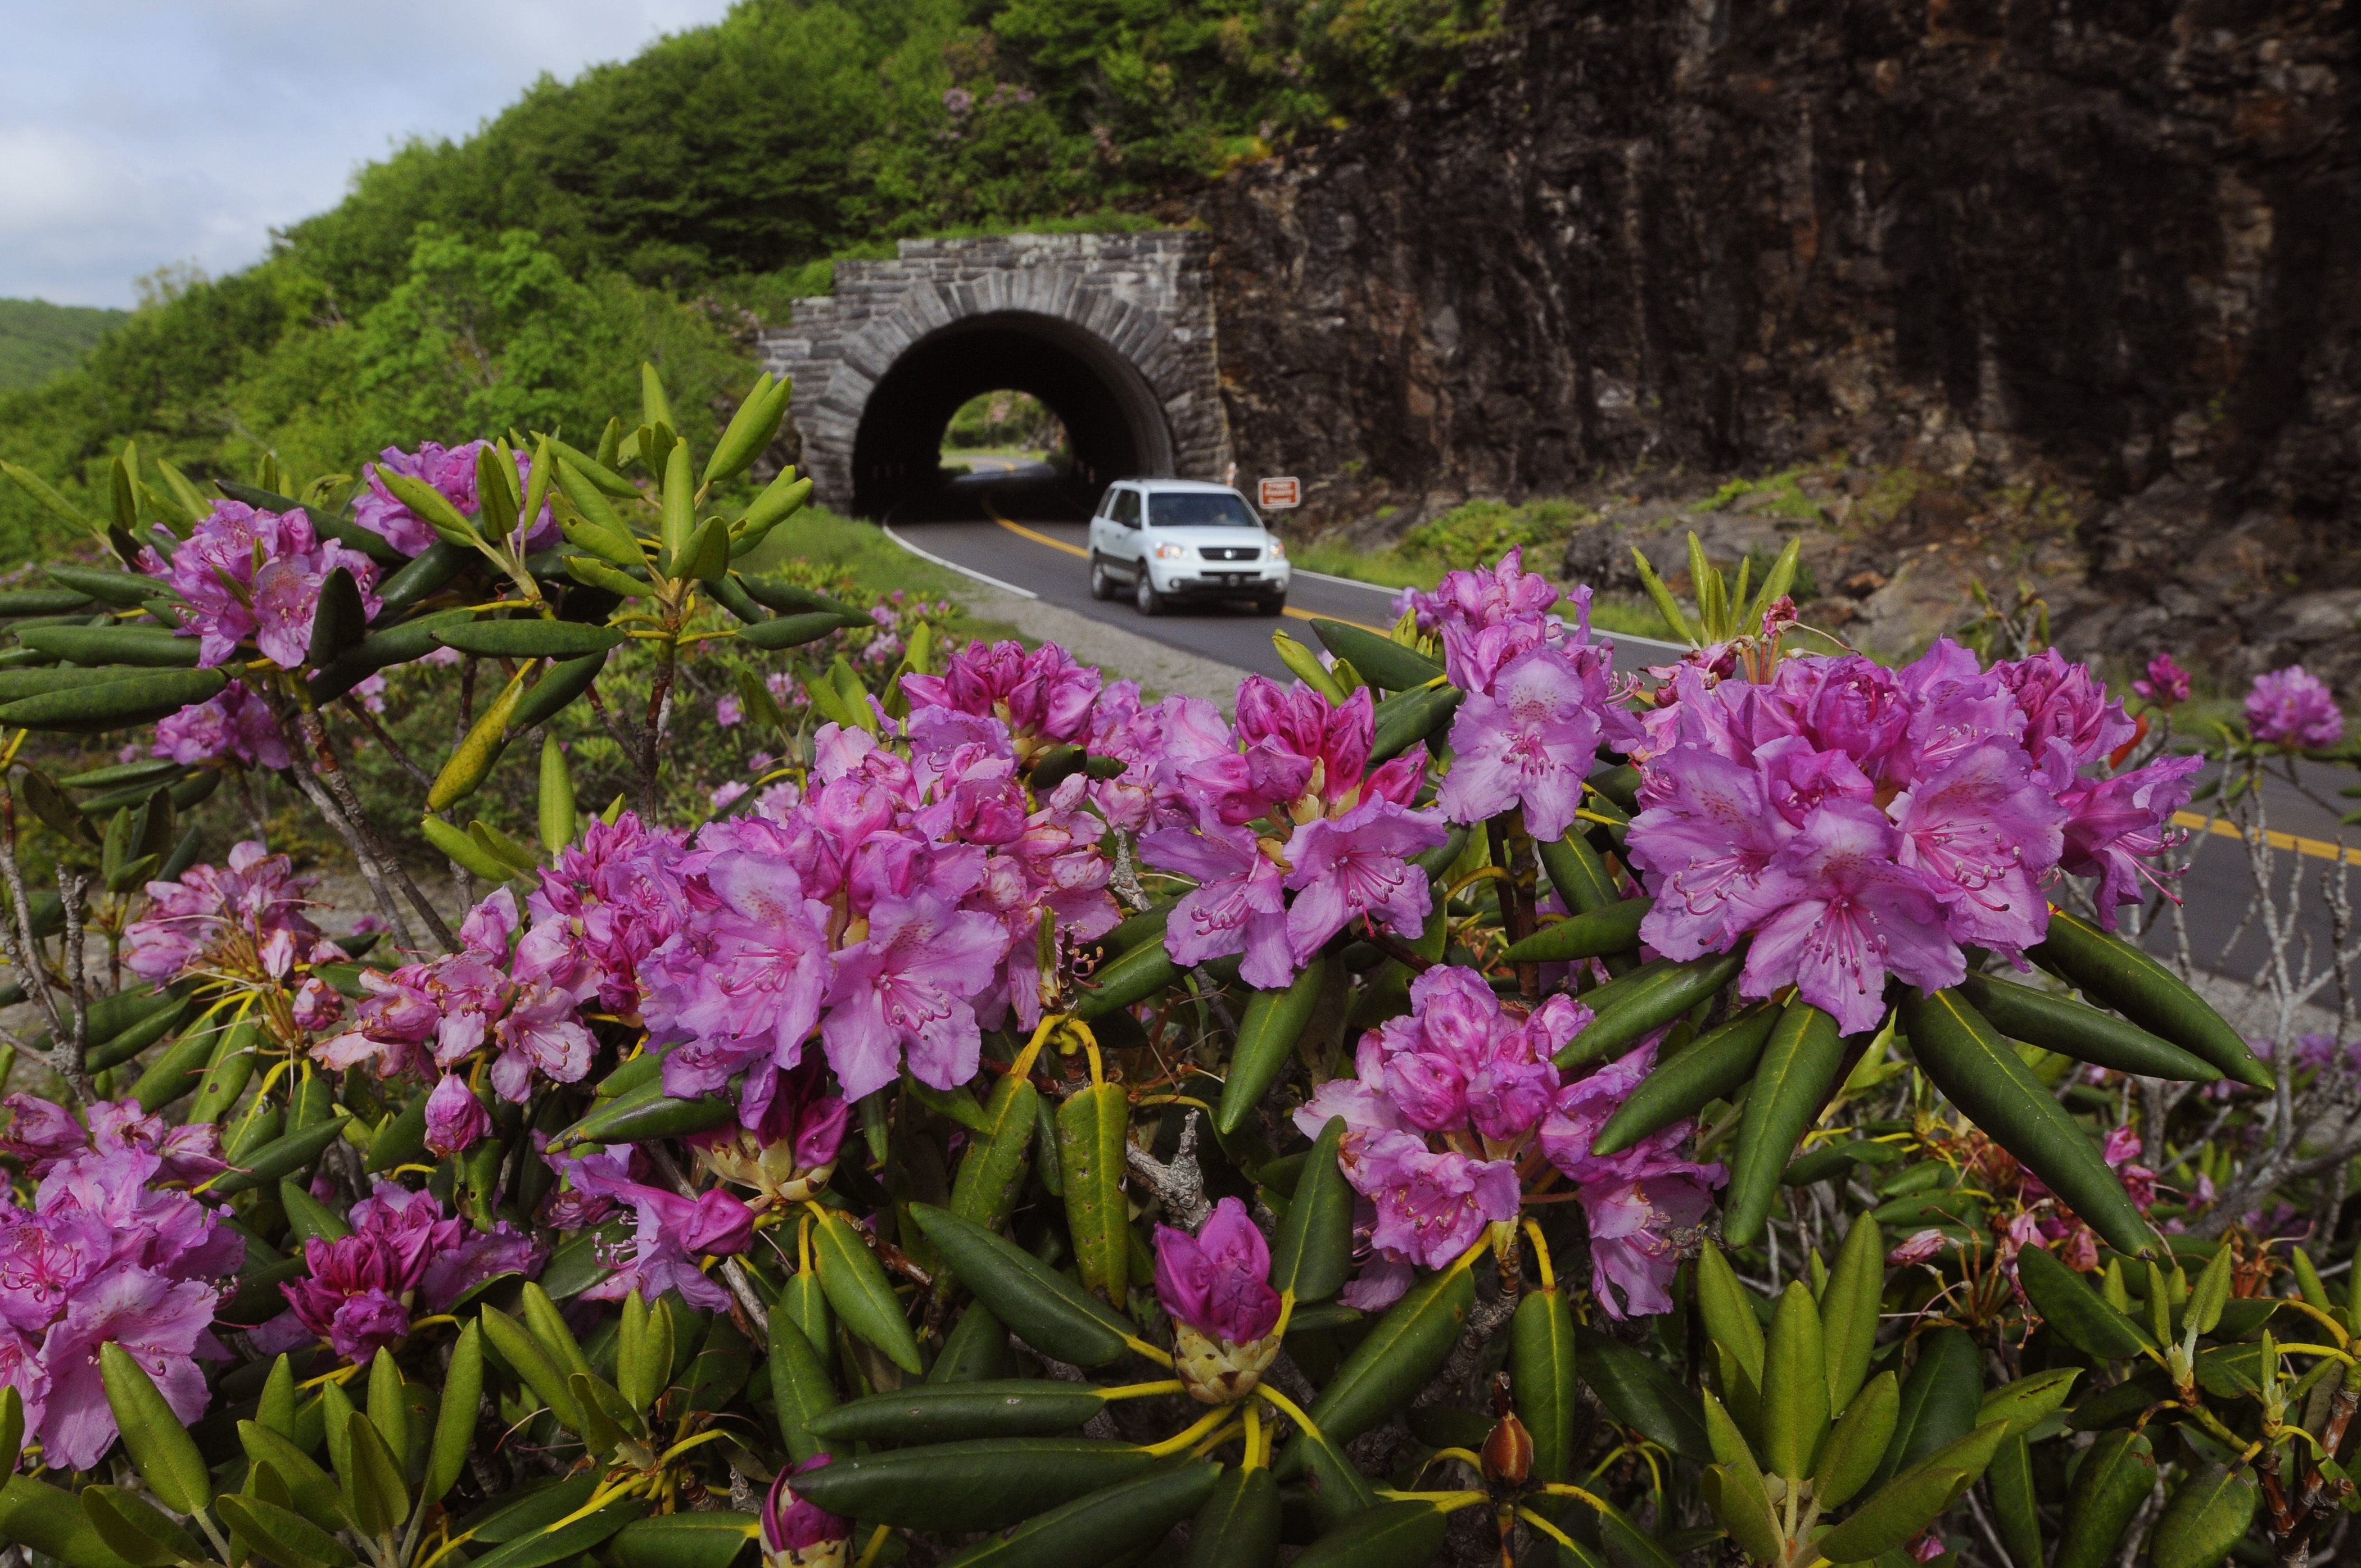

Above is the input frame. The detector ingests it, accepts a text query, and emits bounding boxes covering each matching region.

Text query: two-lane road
[885,463,2356,996]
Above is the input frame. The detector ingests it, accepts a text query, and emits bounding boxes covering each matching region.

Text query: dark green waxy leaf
[209,1111,350,1194]
[2148,1462,2257,1568]
[28,981,192,1059]
[909,1203,1137,1367]
[766,1299,836,1461]
[0,664,164,701]
[604,1513,761,1568]
[424,1320,483,1506]
[1536,829,1623,916]
[736,577,864,620]
[461,1474,600,1542]
[1821,1213,1884,1415]
[1594,1004,1775,1153]
[1367,682,1462,764]
[435,618,622,659]
[737,610,849,650]
[1186,1465,1279,1568]
[1501,897,1652,964]
[2030,909,2273,1089]
[507,649,608,734]
[464,1500,641,1568]
[0,1475,135,1568]
[1575,1325,1711,1464]
[1286,1499,1448,1568]
[1056,1080,1133,1301]
[1273,1262,1476,1480]
[1299,1416,1376,1533]
[279,1176,350,1244]
[1988,1433,2045,1568]
[80,1487,202,1567]
[1306,618,1442,691]
[1552,948,1749,1073]
[1512,1287,1578,1484]
[306,567,368,667]
[214,1493,356,1568]
[1760,1282,1829,1480]
[1073,939,1177,1019]
[1959,970,2221,1081]
[0,590,93,616]
[940,1462,1218,1567]
[481,1303,586,1433]
[948,1063,1038,1243]
[1695,1244,1767,1389]
[373,541,472,614]
[364,1089,429,1173]
[2055,1429,2158,1568]
[785,1438,1161,1531]
[1270,1115,1354,1306]
[811,1380,1105,1444]
[46,565,155,606]
[19,623,200,668]
[98,1343,210,1513]
[341,1408,409,1537]
[1811,1464,1971,1566]
[1903,987,2159,1258]
[1722,999,1846,1246]
[553,1073,734,1145]
[930,1299,1014,1384]
[812,1204,925,1375]
[1977,1368,2082,1439]
[1871,1327,1981,1492]
[1811,1370,1898,1511]
[1219,958,1328,1135]
[0,666,227,732]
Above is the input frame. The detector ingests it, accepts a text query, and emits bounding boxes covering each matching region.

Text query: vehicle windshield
[1147,492,1261,528]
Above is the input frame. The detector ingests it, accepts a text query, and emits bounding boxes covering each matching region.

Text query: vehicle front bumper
[1147,563,1291,598]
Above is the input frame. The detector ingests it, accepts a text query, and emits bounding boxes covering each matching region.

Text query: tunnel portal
[759,232,1231,518]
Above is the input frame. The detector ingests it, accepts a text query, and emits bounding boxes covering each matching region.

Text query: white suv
[1086,478,1291,616]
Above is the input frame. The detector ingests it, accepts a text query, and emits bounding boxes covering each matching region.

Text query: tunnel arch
[759,232,1231,518]
[849,311,1175,516]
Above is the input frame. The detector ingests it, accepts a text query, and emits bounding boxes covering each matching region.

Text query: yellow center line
[980,490,1391,636]
[2172,812,2358,867]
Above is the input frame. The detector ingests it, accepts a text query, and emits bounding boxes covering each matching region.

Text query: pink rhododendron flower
[2247,665,2344,749]
[423,1073,492,1157]
[138,501,382,669]
[2132,652,2191,706]
[763,1458,851,1562]
[152,680,290,769]
[124,841,334,984]
[354,441,557,556]
[1153,1197,1281,1345]
[902,638,1099,763]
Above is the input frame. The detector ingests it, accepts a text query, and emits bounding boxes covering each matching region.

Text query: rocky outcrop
[1199,0,2361,694]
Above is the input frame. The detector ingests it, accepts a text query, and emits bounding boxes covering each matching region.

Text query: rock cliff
[1199,0,2361,692]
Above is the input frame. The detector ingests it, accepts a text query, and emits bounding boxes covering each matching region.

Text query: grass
[743,502,1027,645]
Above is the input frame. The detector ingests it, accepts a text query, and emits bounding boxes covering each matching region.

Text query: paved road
[889,461,2357,1000]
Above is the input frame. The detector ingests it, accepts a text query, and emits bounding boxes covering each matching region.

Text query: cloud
[1,0,736,308]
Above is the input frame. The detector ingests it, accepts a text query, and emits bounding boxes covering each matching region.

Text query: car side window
[1111,489,1141,528]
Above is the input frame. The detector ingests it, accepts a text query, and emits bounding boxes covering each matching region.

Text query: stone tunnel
[757,231,1232,518]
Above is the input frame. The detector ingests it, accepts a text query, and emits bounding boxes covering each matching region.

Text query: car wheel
[1089,554,1116,601]
[1256,592,1286,617]
[1135,574,1163,617]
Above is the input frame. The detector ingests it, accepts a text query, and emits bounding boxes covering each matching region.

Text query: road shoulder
[942,579,1252,712]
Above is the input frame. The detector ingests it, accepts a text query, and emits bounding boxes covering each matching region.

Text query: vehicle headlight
[1266,538,1287,560]
[1154,543,1191,560]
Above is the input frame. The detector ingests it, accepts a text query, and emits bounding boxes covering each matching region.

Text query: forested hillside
[0,0,1494,561]
[0,298,126,392]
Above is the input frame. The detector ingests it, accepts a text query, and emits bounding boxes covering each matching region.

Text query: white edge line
[880,524,1039,600]
[1291,567,1409,594]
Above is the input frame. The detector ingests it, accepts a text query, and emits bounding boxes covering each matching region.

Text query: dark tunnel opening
[851,310,1175,518]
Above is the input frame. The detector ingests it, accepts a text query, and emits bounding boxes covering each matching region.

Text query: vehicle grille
[1201,547,1261,562]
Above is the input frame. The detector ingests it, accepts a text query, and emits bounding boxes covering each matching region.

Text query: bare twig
[1125,1109,1208,1230]
[53,869,89,1100]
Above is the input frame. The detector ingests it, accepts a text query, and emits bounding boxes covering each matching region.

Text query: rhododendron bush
[0,377,2354,1568]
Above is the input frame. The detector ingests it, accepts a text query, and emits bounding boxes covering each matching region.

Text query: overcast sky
[4,1,738,309]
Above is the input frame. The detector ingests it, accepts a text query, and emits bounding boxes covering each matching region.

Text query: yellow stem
[853,1524,894,1568]
[1100,1380,1187,1402]
[1144,1407,1232,1458]
[413,1528,476,1568]
[542,1473,647,1534]
[1374,1488,1488,1513]
[1421,1447,1485,1481]
[1121,1335,1175,1368]
[1517,1507,1582,1553]
[1243,1403,1264,1471]
[654,1427,735,1466]
[1522,1220,1557,1291]
[1252,1384,1323,1444]
[1537,1482,1614,1514]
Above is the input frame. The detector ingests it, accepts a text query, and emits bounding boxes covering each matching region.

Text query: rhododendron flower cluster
[1626,640,2201,1032]
[266,1184,543,1362]
[151,678,291,770]
[137,501,383,669]
[557,1151,756,1313]
[1155,1197,1284,1403]
[355,439,556,556]
[125,839,344,987]
[1296,967,1590,1307]
[2246,664,2345,749]
[0,1117,243,1470]
[1137,676,1444,989]
[2133,651,2192,706]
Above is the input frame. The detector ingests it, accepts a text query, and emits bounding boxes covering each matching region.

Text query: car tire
[1089,554,1116,601]
[1135,574,1164,617]
[1256,592,1286,617]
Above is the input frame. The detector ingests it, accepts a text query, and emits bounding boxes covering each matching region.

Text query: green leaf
[1055,1080,1133,1302]
[1976,1367,2082,1439]
[97,1343,211,1513]
[1501,896,1652,964]
[1760,1281,1829,1480]
[1269,1114,1354,1306]
[549,1071,734,1145]
[1700,1462,1784,1565]
[1367,682,1462,764]
[1959,970,2220,1081]
[811,1203,925,1375]
[215,1493,356,1568]
[737,610,853,650]
[1286,1499,1449,1568]
[2055,1429,2159,1568]
[0,667,227,732]
[2147,1462,2258,1568]
[1536,830,1622,916]
[811,1379,1109,1445]
[464,1499,642,1568]
[1988,1433,2045,1568]
[482,1303,587,1434]
[675,515,731,584]
[1629,545,1695,644]
[2029,909,2272,1089]
[1820,1213,1884,1415]
[2185,1244,2235,1338]
[79,1487,202,1568]
[520,1281,593,1383]
[785,1438,1160,1532]
[704,373,787,487]
[1574,1324,1712,1464]
[947,1064,1038,1243]
[342,1408,409,1537]
[2017,1243,2157,1358]
[435,619,622,660]
[1811,1369,1898,1511]
[1871,1327,1982,1492]
[1305,618,1442,691]
[365,1351,409,1472]
[909,1203,1137,1367]
[1902,987,2159,1258]
[1,1384,25,1473]
[1552,948,1749,1073]
[1073,938,1178,1019]
[424,1320,483,1507]
[0,1476,135,1568]
[937,1460,1220,1568]
[1811,1464,1970,1565]
[1219,958,1328,1135]
[766,1299,839,1463]
[1694,1244,1767,1390]
[1184,1465,1280,1568]
[239,1420,354,1533]
[604,1513,763,1568]
[1723,1000,1846,1246]
[208,1111,351,1195]
[1273,1262,1477,1481]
